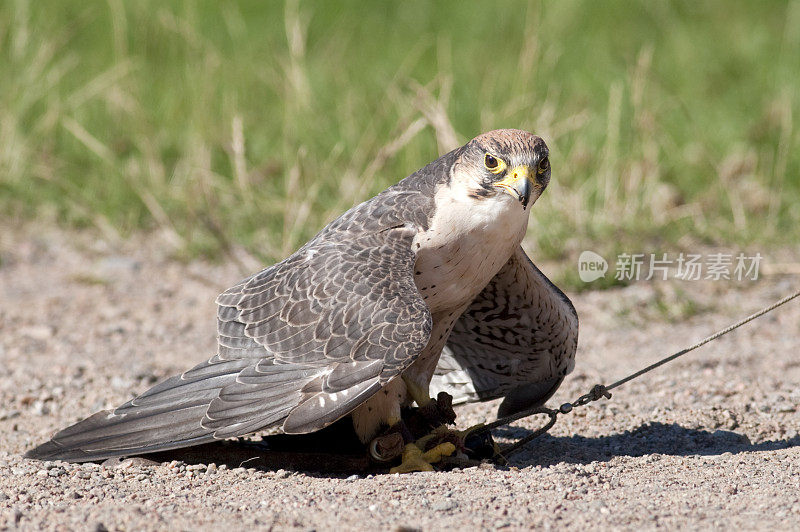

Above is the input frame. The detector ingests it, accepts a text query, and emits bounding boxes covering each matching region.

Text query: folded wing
[430,246,578,416]
[27,189,434,462]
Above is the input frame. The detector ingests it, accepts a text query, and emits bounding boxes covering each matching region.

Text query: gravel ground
[1,229,799,531]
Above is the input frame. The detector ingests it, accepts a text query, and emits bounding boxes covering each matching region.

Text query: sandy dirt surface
[1,229,799,531]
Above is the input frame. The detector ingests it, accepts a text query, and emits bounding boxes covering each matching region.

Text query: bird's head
[453,129,550,210]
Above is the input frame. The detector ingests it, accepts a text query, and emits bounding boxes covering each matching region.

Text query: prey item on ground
[26,129,578,463]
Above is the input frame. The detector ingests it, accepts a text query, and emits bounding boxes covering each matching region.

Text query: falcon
[27,129,578,469]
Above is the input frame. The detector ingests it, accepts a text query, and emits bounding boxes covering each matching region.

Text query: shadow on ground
[141,420,375,475]
[502,421,800,467]
[106,421,800,476]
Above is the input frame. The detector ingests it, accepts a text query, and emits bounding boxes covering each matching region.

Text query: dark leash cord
[476,288,800,460]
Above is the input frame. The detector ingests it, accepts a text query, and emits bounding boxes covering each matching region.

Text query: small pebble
[433,500,458,511]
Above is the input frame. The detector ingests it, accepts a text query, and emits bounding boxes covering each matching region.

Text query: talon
[389,442,456,474]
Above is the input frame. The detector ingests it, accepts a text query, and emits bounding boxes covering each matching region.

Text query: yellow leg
[401,375,433,407]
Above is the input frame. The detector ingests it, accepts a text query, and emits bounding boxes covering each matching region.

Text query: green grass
[1,0,799,285]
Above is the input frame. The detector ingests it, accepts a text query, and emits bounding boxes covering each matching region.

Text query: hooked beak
[492,165,534,209]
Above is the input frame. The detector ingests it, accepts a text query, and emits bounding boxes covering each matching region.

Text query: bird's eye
[484,153,504,173]
[537,157,549,174]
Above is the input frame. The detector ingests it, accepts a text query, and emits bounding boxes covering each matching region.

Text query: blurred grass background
[1,0,798,288]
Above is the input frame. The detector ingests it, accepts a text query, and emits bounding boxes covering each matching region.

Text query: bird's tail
[24,403,219,462]
[25,354,382,462]
[24,356,282,462]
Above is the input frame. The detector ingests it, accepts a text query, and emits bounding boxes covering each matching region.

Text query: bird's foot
[371,420,461,473]
[389,440,456,474]
[368,392,457,465]
[368,393,498,472]
[387,424,495,473]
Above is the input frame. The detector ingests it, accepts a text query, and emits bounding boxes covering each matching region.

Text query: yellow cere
[495,165,530,188]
